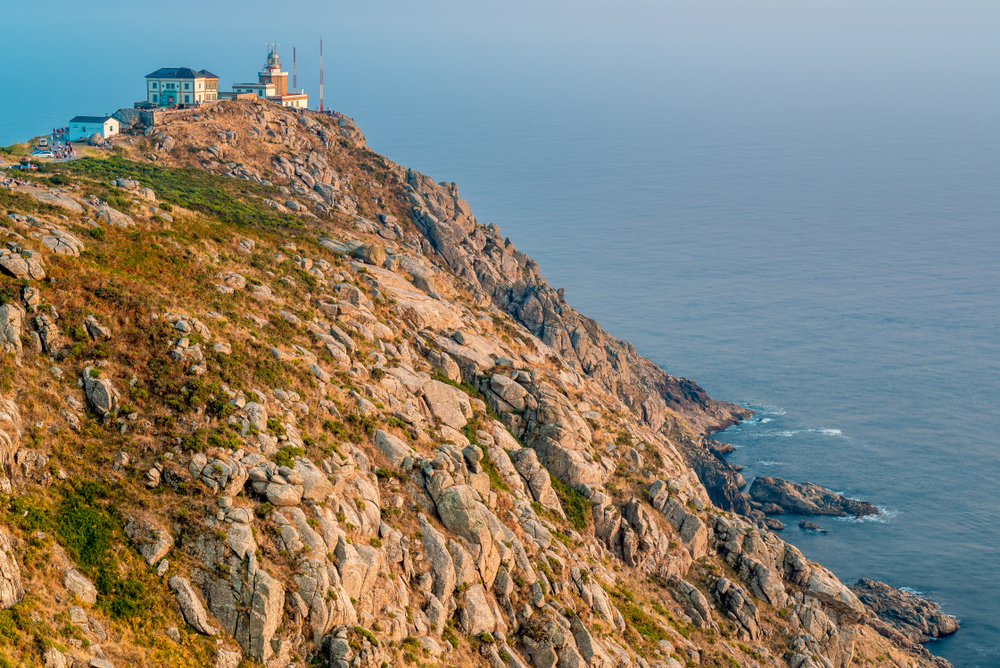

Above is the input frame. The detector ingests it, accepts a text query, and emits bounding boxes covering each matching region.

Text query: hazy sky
[4,1,997,146]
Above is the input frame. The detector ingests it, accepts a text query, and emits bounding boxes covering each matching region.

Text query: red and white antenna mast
[293,46,297,94]
[319,38,324,112]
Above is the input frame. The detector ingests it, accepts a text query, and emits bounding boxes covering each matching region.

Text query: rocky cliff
[0,99,952,668]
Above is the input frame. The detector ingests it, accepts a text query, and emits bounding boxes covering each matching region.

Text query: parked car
[30,150,54,159]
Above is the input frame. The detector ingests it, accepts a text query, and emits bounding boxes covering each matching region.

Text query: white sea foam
[834,507,899,524]
[900,586,926,597]
[757,460,783,466]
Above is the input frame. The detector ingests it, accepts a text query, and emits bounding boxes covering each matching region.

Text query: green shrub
[55,481,156,622]
[549,474,590,531]
[273,445,304,468]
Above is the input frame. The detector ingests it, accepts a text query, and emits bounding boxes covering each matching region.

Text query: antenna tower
[319,38,324,112]
[293,47,297,93]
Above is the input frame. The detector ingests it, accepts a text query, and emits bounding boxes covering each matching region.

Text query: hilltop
[0,98,953,668]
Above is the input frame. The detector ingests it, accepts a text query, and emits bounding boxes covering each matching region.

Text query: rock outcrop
[0,526,23,609]
[0,99,948,668]
[749,476,880,517]
[850,579,959,643]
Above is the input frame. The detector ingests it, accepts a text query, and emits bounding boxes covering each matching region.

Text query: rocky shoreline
[748,476,880,518]
[0,98,958,668]
[849,579,960,643]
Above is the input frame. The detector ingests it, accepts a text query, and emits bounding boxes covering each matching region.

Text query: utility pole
[319,38,324,112]
[293,47,297,94]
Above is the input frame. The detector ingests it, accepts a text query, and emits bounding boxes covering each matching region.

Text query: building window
[152,94,158,102]
[151,82,158,89]
[185,94,191,103]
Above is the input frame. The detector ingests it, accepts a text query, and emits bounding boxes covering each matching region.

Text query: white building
[69,116,120,142]
[145,67,220,107]
[231,82,276,98]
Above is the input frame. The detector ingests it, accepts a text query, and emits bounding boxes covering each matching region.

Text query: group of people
[1,172,34,188]
[48,142,78,160]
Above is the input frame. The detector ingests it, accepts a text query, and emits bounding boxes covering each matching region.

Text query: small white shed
[69,116,120,142]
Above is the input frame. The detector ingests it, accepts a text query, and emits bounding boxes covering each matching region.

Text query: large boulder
[123,515,172,566]
[0,252,45,280]
[41,229,85,256]
[64,568,97,605]
[490,373,527,410]
[804,567,867,621]
[265,482,303,506]
[0,304,24,356]
[245,569,284,661]
[353,243,386,267]
[374,429,416,466]
[0,397,21,475]
[510,448,563,515]
[83,366,120,416]
[168,576,218,635]
[95,205,135,228]
[463,582,496,635]
[0,526,24,608]
[435,485,502,586]
[419,515,456,600]
[242,402,267,432]
[421,379,473,430]
[294,458,334,500]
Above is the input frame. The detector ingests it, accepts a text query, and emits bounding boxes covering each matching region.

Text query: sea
[4,2,998,665]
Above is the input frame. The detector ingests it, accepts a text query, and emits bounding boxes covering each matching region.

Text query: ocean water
[5,2,999,665]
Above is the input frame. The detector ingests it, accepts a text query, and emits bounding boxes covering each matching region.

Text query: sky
[4,1,998,147]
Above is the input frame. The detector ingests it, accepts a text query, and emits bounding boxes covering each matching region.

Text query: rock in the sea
[798,520,827,533]
[750,476,879,517]
[849,579,959,643]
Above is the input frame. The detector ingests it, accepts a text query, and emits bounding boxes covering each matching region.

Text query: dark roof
[69,116,113,124]
[146,67,218,79]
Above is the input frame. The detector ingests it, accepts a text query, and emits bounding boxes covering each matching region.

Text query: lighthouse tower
[227,43,308,109]
[259,44,289,95]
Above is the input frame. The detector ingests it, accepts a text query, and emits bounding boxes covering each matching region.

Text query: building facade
[228,46,308,109]
[145,68,219,107]
[69,116,120,141]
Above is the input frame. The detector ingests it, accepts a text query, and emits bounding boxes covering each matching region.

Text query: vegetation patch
[48,157,304,230]
[549,473,590,531]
